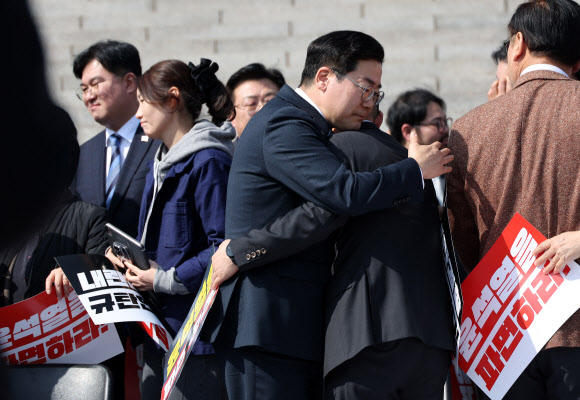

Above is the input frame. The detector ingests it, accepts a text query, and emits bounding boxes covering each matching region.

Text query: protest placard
[56,254,172,351]
[0,290,122,365]
[161,260,217,400]
[458,213,580,399]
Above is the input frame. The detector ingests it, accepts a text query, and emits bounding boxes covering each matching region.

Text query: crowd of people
[3,0,580,399]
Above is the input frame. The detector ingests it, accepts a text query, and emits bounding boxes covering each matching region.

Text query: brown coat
[448,69,580,349]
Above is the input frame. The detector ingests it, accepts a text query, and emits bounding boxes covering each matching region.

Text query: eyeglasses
[332,69,385,105]
[76,75,123,101]
[503,37,511,52]
[235,95,276,116]
[416,117,453,131]
[76,81,103,101]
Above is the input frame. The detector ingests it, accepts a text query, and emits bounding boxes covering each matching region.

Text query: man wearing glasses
[71,40,159,238]
[204,31,453,400]
[386,88,452,205]
[226,63,285,138]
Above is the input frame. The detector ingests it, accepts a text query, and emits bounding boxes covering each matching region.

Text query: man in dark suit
[448,0,580,398]
[210,104,455,399]
[322,106,454,399]
[71,40,159,238]
[70,40,159,400]
[204,31,453,399]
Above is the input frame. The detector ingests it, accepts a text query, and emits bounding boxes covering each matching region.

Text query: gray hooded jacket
[141,120,235,294]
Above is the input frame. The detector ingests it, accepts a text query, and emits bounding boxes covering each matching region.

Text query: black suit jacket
[202,86,425,362]
[224,122,455,375]
[71,126,160,238]
[324,124,454,374]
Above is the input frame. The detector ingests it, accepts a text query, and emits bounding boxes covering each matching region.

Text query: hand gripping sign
[458,213,580,399]
[55,254,172,351]
[161,259,217,400]
[0,290,123,365]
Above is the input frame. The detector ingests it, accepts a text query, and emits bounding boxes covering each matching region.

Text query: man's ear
[124,72,138,94]
[401,123,415,147]
[373,110,384,128]
[315,66,332,92]
[511,32,527,63]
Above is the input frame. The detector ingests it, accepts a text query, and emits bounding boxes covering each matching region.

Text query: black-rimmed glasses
[416,117,453,131]
[503,37,511,52]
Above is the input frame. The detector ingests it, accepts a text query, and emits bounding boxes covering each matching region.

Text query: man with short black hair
[387,89,450,148]
[72,40,159,238]
[448,1,580,397]
[226,63,285,137]
[204,30,453,400]
[387,88,450,204]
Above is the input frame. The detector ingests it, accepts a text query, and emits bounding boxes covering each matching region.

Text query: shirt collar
[295,88,325,119]
[521,64,569,78]
[105,116,140,144]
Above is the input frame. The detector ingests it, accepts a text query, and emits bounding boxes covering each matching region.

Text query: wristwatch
[225,242,237,265]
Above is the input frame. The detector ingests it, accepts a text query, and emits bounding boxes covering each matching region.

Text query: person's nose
[85,88,98,103]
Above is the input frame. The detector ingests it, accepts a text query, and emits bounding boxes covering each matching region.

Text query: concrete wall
[28,0,537,143]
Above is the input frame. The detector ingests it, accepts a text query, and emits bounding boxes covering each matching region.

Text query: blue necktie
[106,133,123,209]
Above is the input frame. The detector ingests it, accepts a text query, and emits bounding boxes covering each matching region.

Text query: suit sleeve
[84,206,110,255]
[174,156,229,293]
[263,110,424,216]
[230,201,347,271]
[447,127,480,272]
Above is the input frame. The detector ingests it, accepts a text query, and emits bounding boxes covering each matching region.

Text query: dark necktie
[106,133,122,209]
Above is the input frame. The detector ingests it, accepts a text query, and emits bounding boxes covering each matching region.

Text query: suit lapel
[108,126,153,213]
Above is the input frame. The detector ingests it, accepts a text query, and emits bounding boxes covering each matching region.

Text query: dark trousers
[324,338,450,400]
[501,347,580,400]
[218,345,322,400]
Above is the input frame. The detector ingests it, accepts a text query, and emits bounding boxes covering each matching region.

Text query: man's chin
[91,112,106,125]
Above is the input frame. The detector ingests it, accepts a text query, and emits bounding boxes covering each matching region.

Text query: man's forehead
[234,79,279,99]
[235,78,278,91]
[424,102,445,119]
[81,59,111,81]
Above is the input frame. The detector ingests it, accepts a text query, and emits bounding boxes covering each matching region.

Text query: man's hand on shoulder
[487,76,512,102]
[408,132,454,179]
[211,239,239,290]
